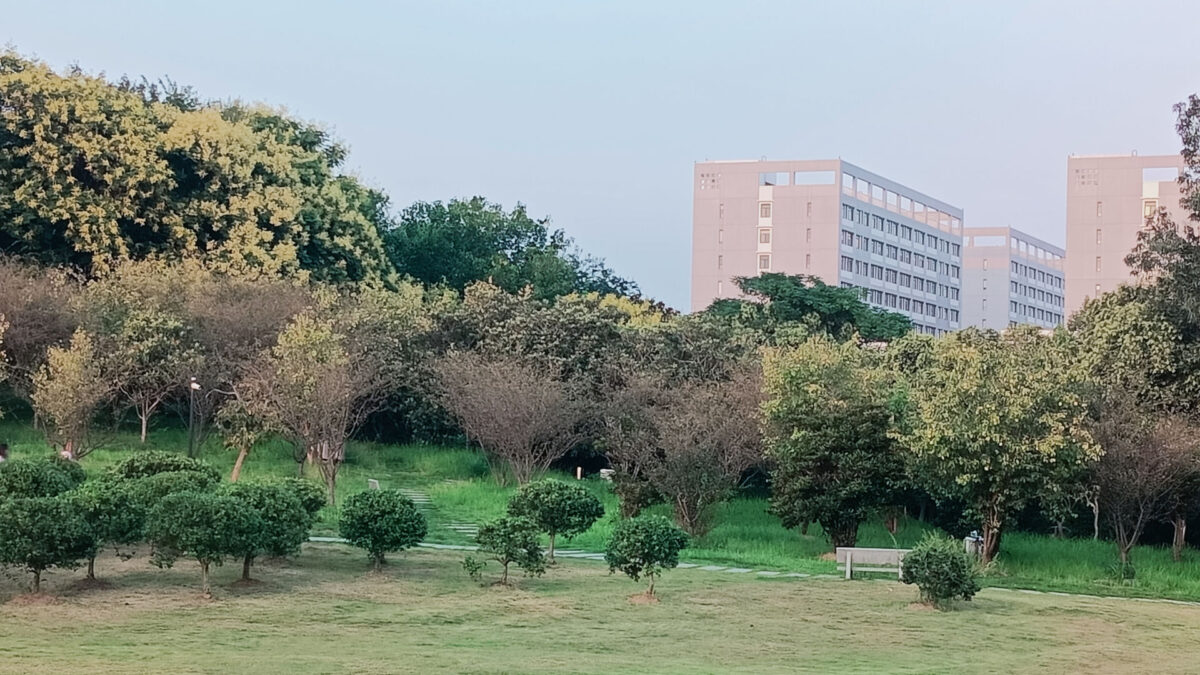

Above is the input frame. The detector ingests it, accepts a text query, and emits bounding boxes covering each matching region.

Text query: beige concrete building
[1065,153,1188,315]
[961,227,1065,330]
[692,159,963,335]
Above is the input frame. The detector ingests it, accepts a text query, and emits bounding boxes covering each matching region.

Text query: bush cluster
[901,533,980,608]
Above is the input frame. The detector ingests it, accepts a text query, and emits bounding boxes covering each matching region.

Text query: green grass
[6,419,1200,601]
[3,545,1200,674]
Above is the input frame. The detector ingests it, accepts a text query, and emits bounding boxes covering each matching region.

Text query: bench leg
[845,550,852,580]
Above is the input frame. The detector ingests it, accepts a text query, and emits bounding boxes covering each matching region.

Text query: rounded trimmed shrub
[127,470,219,511]
[0,496,93,593]
[274,477,327,520]
[901,533,981,608]
[605,515,688,597]
[0,457,83,500]
[109,451,221,484]
[507,479,604,561]
[338,490,427,570]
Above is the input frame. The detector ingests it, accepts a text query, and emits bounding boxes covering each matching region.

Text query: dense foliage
[145,491,263,594]
[604,515,688,597]
[0,496,93,592]
[901,533,980,607]
[507,480,604,561]
[472,516,546,585]
[338,490,428,570]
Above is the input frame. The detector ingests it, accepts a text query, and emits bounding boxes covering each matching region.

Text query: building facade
[1064,153,1188,315]
[692,159,963,335]
[961,227,1065,330]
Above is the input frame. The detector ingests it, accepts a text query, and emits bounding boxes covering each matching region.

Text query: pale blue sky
[4,1,1198,309]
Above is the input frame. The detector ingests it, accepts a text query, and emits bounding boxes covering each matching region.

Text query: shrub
[274,477,327,520]
[44,455,87,487]
[507,480,604,562]
[338,490,427,571]
[473,516,545,585]
[127,470,219,511]
[67,480,145,580]
[221,482,311,580]
[605,515,688,597]
[0,496,93,592]
[145,491,263,595]
[0,458,83,499]
[901,533,981,608]
[109,451,221,484]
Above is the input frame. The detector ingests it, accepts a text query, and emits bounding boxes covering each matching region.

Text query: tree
[107,308,200,443]
[67,480,145,581]
[215,398,267,482]
[0,51,395,283]
[0,259,79,407]
[0,497,93,593]
[145,491,263,595]
[31,330,112,459]
[900,327,1098,564]
[433,351,588,485]
[238,311,389,503]
[604,515,688,598]
[706,273,911,342]
[0,457,85,500]
[338,490,428,571]
[222,482,311,581]
[472,516,545,585]
[383,197,636,300]
[601,368,763,535]
[507,480,604,562]
[275,477,327,520]
[763,337,904,548]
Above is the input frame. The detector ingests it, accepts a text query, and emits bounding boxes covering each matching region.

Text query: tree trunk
[826,520,858,549]
[884,509,898,535]
[647,573,656,597]
[800,521,810,536]
[500,561,509,585]
[325,470,337,506]
[87,556,96,581]
[32,569,41,594]
[201,561,211,596]
[373,555,383,573]
[548,532,556,563]
[140,411,149,444]
[296,460,305,477]
[230,446,249,482]
[1172,514,1187,562]
[981,502,1003,565]
[242,555,253,581]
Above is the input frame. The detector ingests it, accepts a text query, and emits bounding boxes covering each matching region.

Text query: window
[1145,200,1158,218]
[871,240,884,255]
[855,260,869,276]
[857,209,868,225]
[717,255,723,270]
[913,300,925,314]
[901,225,913,240]
[951,243,961,257]
[806,202,813,217]
[856,235,869,252]
[886,220,899,235]
[913,278,925,292]
[841,256,853,272]
[951,265,960,279]
[982,258,989,271]
[885,293,898,308]
[900,273,911,287]
[870,264,884,280]
[760,203,772,218]
[1094,283,1101,295]
[871,215,884,231]
[899,297,912,311]
[759,229,772,244]
[1095,256,1101,273]
[869,289,883,304]
[900,249,912,264]
[841,230,855,246]
[842,204,856,221]
[886,245,898,259]
[1011,261,1019,274]
[915,231,926,245]
[914,254,926,268]
[1096,201,1103,218]
[806,228,812,243]
[718,229,724,244]
[928,235,939,249]
[805,254,811,270]
[885,269,898,283]
[1095,228,1102,245]
[928,281,938,295]
[758,254,771,271]
[717,280,723,295]
[719,203,724,219]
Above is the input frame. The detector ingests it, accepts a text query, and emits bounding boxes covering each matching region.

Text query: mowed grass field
[6,420,1200,601]
[3,545,1200,675]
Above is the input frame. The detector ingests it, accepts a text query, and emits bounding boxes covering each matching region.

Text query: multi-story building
[1065,153,1188,315]
[692,159,963,335]
[961,227,1065,330]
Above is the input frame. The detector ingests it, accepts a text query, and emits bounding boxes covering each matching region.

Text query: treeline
[0,51,636,300]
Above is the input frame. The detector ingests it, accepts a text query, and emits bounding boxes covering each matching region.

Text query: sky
[4,0,1198,309]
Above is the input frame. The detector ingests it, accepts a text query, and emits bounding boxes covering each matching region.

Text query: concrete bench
[835,547,911,580]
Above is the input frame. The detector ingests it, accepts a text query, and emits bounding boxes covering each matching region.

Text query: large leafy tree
[763,336,904,548]
[0,51,394,283]
[146,491,263,596]
[383,197,636,300]
[900,327,1098,564]
[706,273,911,342]
[221,482,312,580]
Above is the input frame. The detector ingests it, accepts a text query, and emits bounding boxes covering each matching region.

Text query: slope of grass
[3,545,1200,674]
[5,419,1200,600]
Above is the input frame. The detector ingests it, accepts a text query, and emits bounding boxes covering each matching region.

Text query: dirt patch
[628,592,659,605]
[9,593,60,606]
[230,578,263,588]
[818,552,837,562]
[906,601,937,611]
[70,577,113,592]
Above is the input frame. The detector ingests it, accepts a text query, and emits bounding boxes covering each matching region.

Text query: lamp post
[188,377,201,457]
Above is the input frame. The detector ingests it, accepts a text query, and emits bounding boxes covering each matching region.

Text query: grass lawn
[3,545,1200,674]
[5,420,1200,601]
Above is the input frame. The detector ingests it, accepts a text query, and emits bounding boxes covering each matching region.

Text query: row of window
[841,283,960,323]
[1009,281,1064,308]
[841,173,962,235]
[839,230,962,279]
[1009,301,1063,325]
[840,205,962,257]
[1010,261,1064,289]
[840,256,961,300]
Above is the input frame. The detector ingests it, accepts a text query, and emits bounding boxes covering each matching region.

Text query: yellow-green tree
[31,330,113,459]
[900,327,1098,564]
